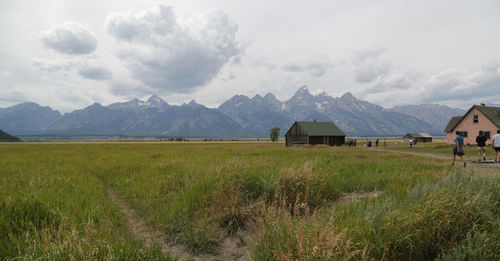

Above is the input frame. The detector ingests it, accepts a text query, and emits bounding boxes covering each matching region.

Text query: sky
[1,0,500,112]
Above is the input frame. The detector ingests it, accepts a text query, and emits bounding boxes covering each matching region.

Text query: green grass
[0,143,170,260]
[0,142,498,260]
[252,169,500,260]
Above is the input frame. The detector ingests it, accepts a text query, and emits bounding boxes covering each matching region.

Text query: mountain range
[0,86,466,137]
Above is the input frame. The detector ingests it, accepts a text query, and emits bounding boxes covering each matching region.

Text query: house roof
[406,132,432,138]
[295,121,345,136]
[444,116,463,132]
[475,105,500,129]
[444,105,500,133]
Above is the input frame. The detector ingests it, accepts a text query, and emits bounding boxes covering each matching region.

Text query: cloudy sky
[1,0,500,112]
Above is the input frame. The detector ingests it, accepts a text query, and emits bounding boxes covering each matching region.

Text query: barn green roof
[295,121,345,136]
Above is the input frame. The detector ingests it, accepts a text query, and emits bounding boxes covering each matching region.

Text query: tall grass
[2,142,494,259]
[251,169,500,260]
[0,144,170,260]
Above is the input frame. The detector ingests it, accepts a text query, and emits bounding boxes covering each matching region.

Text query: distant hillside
[0,129,21,142]
[0,102,61,135]
[46,96,247,137]
[388,104,466,132]
[0,88,467,137]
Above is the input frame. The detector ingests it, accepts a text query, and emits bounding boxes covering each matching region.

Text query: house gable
[445,105,500,145]
[448,105,500,133]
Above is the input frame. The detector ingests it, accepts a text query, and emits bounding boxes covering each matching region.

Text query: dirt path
[108,188,250,261]
[373,148,500,170]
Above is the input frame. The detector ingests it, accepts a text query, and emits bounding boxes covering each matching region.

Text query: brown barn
[285,120,345,147]
[403,132,433,143]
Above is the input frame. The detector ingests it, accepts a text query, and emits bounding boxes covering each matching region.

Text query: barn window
[457,131,468,137]
[484,131,491,139]
[473,115,478,123]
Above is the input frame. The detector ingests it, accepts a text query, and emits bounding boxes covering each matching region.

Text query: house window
[457,131,468,137]
[484,131,491,139]
[473,115,478,123]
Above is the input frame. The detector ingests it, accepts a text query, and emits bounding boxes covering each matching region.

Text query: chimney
[313,119,317,123]
[480,103,485,106]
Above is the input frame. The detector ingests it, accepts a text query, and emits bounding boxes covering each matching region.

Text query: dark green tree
[270,127,280,142]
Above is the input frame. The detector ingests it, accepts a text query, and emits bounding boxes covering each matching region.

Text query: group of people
[375,138,387,147]
[361,138,386,149]
[409,138,418,148]
[452,130,500,166]
[345,139,357,147]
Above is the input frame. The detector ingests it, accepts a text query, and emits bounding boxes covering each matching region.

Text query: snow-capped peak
[341,92,354,100]
[296,85,310,93]
[145,94,167,107]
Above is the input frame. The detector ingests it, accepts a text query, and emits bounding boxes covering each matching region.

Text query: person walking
[375,138,379,147]
[476,131,487,161]
[492,130,500,163]
[409,139,413,149]
[452,131,466,167]
[413,138,418,148]
[384,138,387,147]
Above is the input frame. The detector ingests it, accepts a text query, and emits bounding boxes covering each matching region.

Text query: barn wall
[287,123,307,136]
[308,136,345,146]
[309,136,324,145]
[414,137,432,143]
[286,135,308,147]
[330,136,345,146]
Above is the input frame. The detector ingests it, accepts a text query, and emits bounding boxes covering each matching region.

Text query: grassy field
[0,142,499,260]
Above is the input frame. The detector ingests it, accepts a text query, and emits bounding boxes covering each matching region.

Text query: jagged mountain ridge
[388,104,466,131]
[0,102,62,134]
[47,98,246,136]
[0,87,465,136]
[219,86,445,136]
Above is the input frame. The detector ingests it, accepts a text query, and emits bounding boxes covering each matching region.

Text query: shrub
[251,205,367,260]
[274,162,340,215]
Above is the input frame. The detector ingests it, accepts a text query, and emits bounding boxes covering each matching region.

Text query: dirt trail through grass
[108,188,250,261]
[374,148,500,170]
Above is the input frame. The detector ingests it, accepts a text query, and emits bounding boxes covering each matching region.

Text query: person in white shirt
[492,130,500,163]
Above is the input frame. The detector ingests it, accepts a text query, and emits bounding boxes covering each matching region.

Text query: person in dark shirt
[452,131,466,167]
[476,131,487,161]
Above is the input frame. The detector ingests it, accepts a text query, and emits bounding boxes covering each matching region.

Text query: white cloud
[109,79,150,97]
[39,21,97,55]
[78,65,112,80]
[352,47,391,84]
[105,5,242,94]
[283,56,333,77]
[33,58,112,81]
[32,58,76,72]
[360,61,500,108]
[419,60,500,103]
[0,91,28,103]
